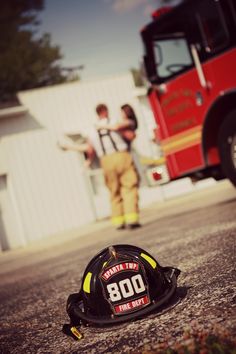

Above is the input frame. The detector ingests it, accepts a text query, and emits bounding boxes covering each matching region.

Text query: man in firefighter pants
[88,104,140,230]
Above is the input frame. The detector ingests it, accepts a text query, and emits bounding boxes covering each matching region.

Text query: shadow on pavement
[146,285,190,320]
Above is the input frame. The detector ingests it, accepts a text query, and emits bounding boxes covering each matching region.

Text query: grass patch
[138,324,236,354]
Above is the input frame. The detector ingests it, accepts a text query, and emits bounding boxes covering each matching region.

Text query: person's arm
[96,120,134,132]
[85,141,95,165]
[58,141,89,152]
[58,140,95,167]
[110,120,134,131]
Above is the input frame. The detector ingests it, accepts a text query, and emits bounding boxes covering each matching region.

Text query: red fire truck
[141,0,236,186]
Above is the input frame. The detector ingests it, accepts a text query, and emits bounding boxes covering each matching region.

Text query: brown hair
[96,104,108,115]
[121,104,138,130]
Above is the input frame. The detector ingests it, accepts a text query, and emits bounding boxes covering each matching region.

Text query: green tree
[0,0,67,104]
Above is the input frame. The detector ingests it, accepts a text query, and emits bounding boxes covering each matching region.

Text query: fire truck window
[196,0,229,53]
[153,38,193,80]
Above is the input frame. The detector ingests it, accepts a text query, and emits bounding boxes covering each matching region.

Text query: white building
[0,73,162,251]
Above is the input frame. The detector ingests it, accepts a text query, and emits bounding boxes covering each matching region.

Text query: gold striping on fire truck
[161,125,202,155]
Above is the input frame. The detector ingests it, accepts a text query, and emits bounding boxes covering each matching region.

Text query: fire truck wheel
[218,111,236,187]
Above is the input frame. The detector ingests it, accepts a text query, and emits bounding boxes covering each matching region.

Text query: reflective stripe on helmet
[83,272,92,293]
[140,253,157,269]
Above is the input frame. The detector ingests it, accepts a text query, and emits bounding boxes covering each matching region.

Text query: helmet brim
[67,271,178,326]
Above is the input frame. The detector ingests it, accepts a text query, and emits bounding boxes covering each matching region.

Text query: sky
[38,0,180,80]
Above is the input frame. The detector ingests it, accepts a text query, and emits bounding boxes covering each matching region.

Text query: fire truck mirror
[143,55,157,83]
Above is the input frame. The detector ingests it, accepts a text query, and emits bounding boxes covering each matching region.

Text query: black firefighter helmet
[66,244,180,327]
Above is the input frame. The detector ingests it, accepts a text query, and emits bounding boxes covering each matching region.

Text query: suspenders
[98,130,118,155]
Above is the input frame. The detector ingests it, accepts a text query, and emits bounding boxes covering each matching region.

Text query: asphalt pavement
[0,180,236,353]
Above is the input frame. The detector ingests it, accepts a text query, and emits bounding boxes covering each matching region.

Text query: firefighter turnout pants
[100,151,139,227]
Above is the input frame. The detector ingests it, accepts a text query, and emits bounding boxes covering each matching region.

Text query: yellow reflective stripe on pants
[112,215,125,226]
[124,212,139,224]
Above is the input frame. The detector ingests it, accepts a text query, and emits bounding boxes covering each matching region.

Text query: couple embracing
[62,103,141,230]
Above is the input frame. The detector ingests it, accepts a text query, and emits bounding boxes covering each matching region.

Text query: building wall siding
[0,73,156,250]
